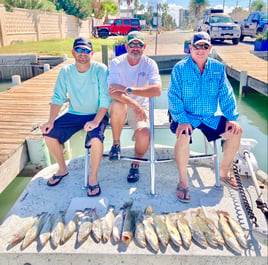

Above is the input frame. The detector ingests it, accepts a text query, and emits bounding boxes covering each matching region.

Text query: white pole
[11,75,21,86]
[43,64,50,72]
[239,70,248,96]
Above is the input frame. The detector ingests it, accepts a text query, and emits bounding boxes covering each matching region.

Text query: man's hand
[109,83,127,95]
[225,120,243,135]
[176,123,192,138]
[132,104,147,122]
[41,121,54,134]
[84,120,99,132]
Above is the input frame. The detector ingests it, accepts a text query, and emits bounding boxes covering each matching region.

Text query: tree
[125,0,133,17]
[251,0,267,11]
[102,0,119,23]
[189,0,209,31]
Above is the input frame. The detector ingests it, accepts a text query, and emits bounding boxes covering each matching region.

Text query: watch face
[127,87,132,93]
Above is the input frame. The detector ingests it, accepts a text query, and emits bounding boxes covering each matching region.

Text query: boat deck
[0,148,267,264]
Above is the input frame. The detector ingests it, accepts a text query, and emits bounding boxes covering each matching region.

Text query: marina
[0,30,267,264]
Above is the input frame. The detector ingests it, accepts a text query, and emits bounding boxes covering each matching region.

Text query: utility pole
[249,0,251,10]
[155,3,159,55]
[223,0,225,10]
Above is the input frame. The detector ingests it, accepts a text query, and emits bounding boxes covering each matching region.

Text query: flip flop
[47,172,69,186]
[87,183,101,197]
[220,174,239,190]
[176,185,190,203]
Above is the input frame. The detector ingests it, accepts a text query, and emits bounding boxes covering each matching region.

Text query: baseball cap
[191,32,211,45]
[127,31,145,44]
[73,37,92,50]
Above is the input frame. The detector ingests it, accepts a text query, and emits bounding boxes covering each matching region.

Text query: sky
[138,0,252,12]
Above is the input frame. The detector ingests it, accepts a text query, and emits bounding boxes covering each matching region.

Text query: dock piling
[43,64,50,72]
[11,75,21,86]
[239,70,248,96]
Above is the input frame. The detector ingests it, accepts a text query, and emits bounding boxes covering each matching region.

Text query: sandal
[87,183,101,197]
[221,174,239,189]
[127,164,139,183]
[176,185,190,203]
[47,172,69,186]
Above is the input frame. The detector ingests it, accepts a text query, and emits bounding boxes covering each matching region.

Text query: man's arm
[41,104,62,134]
[84,107,108,131]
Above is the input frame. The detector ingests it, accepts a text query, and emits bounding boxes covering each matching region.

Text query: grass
[0,37,124,57]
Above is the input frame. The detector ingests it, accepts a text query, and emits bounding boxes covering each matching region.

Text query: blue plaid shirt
[168,56,239,129]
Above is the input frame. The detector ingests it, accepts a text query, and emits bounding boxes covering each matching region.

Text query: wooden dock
[0,42,267,193]
[0,59,73,193]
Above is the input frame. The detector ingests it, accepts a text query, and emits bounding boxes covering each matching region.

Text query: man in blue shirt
[41,37,111,197]
[168,32,243,202]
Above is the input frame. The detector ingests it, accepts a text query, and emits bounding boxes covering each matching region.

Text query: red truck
[92,18,141,39]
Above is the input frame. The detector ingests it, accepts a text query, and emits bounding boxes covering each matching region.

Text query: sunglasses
[74,47,91,54]
[128,42,144,48]
[192,44,210,50]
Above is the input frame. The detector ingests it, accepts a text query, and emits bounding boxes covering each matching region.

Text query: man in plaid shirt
[168,32,243,202]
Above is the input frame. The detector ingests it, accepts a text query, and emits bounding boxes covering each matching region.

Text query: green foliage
[250,0,267,11]
[4,0,57,12]
[256,30,268,40]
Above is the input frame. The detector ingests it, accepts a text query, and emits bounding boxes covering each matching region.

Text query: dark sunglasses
[193,43,210,50]
[128,42,144,48]
[74,47,91,54]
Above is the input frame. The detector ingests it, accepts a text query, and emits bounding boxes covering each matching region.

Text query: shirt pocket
[181,79,199,98]
[207,77,220,96]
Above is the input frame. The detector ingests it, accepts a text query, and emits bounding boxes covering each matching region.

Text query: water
[0,81,11,92]
[0,75,267,223]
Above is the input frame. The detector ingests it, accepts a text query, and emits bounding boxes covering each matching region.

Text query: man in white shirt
[108,31,162,183]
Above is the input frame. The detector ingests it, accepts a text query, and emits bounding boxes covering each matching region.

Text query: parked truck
[240,11,268,41]
[92,18,141,39]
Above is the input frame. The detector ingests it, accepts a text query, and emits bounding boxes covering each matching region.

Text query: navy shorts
[43,113,109,146]
[170,116,228,143]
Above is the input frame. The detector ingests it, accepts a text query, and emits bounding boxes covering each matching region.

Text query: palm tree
[189,0,209,31]
[125,0,134,17]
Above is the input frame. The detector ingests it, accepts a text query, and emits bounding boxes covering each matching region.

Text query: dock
[0,31,267,194]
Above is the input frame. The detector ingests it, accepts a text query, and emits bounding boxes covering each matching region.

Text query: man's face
[189,42,212,64]
[126,40,145,60]
[72,47,93,65]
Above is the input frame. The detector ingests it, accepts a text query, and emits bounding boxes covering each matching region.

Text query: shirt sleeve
[98,65,112,109]
[148,59,161,85]
[51,68,68,106]
[218,69,239,121]
[168,66,190,124]
[107,59,120,86]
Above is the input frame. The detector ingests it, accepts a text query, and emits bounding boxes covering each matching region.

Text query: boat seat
[83,98,221,195]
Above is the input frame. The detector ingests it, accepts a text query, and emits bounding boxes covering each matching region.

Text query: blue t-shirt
[51,61,111,115]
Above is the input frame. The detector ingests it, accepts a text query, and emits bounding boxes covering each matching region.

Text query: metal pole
[149,98,156,195]
[213,140,221,188]
[223,0,225,10]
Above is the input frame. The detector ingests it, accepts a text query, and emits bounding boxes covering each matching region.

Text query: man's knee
[110,101,127,117]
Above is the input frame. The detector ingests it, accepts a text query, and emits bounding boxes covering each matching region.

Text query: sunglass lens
[75,48,91,54]
[75,48,83,53]
[84,49,91,54]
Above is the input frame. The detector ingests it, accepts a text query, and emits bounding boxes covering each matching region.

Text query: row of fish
[8,202,248,254]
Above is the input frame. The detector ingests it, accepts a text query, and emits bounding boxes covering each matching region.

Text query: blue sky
[138,0,251,10]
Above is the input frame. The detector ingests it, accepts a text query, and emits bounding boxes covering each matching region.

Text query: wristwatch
[126,87,132,94]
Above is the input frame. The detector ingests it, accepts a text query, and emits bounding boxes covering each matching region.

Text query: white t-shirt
[108,54,161,108]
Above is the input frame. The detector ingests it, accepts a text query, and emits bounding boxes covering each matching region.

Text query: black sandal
[87,183,101,197]
[176,185,190,203]
[127,164,139,183]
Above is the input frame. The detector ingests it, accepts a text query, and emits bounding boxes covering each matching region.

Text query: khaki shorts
[127,107,150,140]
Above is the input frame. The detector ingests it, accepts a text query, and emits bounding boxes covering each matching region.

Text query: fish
[197,208,224,247]
[221,211,248,249]
[217,210,242,254]
[50,211,66,247]
[61,211,79,245]
[91,208,102,242]
[152,214,170,247]
[8,216,38,246]
[176,212,192,249]
[134,211,146,248]
[77,209,93,244]
[39,214,54,246]
[165,213,182,247]
[189,211,208,248]
[102,205,115,243]
[21,212,48,249]
[121,203,135,244]
[112,208,124,243]
[143,216,159,252]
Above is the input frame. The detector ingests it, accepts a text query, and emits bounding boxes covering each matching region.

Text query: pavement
[0,30,267,265]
